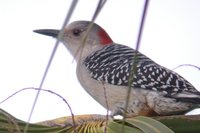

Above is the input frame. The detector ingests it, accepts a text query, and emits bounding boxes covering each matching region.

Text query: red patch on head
[97,28,113,45]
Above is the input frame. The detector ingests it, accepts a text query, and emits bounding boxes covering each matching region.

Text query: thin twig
[24,1,78,132]
[172,64,200,71]
[91,0,107,22]
[124,0,149,117]
[0,87,76,130]
[102,81,109,133]
[122,0,149,132]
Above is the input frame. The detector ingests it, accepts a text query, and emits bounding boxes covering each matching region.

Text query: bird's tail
[170,91,200,104]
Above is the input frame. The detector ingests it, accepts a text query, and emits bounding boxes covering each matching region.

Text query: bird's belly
[76,65,193,116]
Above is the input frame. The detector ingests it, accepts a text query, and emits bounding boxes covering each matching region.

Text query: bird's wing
[84,44,198,97]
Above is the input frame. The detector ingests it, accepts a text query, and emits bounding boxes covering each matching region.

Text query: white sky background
[0,0,200,123]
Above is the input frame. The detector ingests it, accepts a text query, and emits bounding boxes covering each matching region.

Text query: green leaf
[126,116,174,133]
[2,108,200,133]
[107,120,143,133]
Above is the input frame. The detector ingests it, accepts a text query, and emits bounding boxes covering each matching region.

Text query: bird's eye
[72,29,81,36]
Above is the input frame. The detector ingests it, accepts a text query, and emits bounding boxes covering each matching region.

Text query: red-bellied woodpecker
[34,21,200,117]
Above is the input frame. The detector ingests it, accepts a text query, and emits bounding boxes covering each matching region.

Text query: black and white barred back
[84,44,199,100]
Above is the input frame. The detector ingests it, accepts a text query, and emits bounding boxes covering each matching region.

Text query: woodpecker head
[34,21,113,60]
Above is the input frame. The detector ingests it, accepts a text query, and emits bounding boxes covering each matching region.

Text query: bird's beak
[33,29,60,38]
